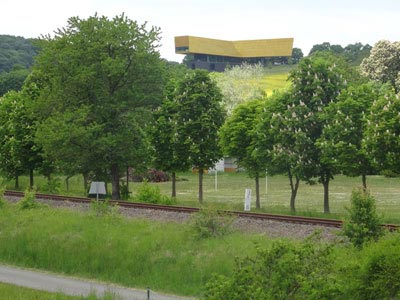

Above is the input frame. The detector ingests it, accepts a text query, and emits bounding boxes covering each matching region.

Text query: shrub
[0,187,5,208]
[190,207,235,239]
[18,189,40,210]
[40,177,61,194]
[357,234,400,299]
[134,182,176,205]
[343,189,384,248]
[90,199,120,219]
[120,183,130,200]
[202,236,340,299]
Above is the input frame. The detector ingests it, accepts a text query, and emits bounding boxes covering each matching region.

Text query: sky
[1,0,399,62]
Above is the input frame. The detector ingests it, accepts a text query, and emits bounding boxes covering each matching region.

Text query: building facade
[175,36,294,71]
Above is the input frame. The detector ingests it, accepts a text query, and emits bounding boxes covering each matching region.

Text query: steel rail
[4,190,399,231]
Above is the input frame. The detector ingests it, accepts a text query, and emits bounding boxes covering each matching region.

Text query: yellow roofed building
[175,36,294,71]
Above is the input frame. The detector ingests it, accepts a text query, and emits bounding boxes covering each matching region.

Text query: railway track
[4,190,400,231]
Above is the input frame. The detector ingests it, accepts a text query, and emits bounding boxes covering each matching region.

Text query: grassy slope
[0,204,271,297]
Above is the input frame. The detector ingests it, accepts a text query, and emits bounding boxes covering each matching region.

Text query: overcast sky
[1,0,399,62]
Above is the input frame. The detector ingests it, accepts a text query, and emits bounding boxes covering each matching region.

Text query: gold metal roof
[175,36,294,58]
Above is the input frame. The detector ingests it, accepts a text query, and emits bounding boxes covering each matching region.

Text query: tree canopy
[31,13,165,199]
[174,70,225,203]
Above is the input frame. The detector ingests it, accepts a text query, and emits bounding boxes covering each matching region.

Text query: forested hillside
[0,35,38,72]
[0,35,38,96]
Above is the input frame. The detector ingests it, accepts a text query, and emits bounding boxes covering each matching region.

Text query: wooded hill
[0,34,38,72]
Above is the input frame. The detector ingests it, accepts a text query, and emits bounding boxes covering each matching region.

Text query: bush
[90,199,120,219]
[343,189,384,248]
[120,183,130,200]
[18,189,40,210]
[190,207,235,239]
[40,177,61,194]
[357,234,400,299]
[0,187,5,208]
[202,236,340,299]
[134,182,176,205]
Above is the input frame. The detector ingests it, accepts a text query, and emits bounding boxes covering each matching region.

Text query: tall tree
[360,40,400,92]
[152,81,191,197]
[32,14,165,199]
[174,70,225,203]
[286,52,349,213]
[291,47,304,64]
[318,83,378,189]
[220,99,265,208]
[363,86,400,175]
[0,90,42,188]
[255,90,302,212]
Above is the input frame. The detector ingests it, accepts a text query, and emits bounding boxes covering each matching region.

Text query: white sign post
[89,181,106,201]
[244,188,252,211]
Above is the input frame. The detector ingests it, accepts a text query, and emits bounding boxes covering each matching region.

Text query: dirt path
[0,265,196,300]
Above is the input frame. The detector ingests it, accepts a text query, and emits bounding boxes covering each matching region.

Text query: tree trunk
[83,173,89,194]
[111,164,120,200]
[126,166,130,195]
[66,177,69,192]
[198,168,204,204]
[29,169,34,189]
[322,177,330,214]
[255,174,260,209]
[362,173,367,191]
[172,172,177,198]
[15,175,19,189]
[288,170,300,213]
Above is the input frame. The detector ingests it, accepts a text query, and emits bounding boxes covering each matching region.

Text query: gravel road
[0,265,195,300]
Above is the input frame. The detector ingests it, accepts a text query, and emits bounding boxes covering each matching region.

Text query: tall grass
[0,204,270,296]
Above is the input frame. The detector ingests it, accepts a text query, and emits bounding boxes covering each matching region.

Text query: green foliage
[363,87,400,174]
[357,235,400,299]
[18,189,40,210]
[0,90,42,183]
[134,182,176,205]
[308,42,371,66]
[318,83,378,187]
[220,99,266,207]
[119,183,130,200]
[90,200,120,219]
[0,187,5,208]
[32,13,165,199]
[190,207,235,239]
[0,67,30,96]
[40,177,61,194]
[173,70,226,202]
[203,236,339,300]
[343,189,384,248]
[0,35,38,73]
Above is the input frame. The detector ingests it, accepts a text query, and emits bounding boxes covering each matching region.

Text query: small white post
[215,169,218,191]
[244,188,252,211]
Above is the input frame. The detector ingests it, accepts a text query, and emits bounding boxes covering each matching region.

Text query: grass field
[0,205,271,296]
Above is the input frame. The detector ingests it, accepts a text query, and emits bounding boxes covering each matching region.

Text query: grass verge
[0,204,270,296]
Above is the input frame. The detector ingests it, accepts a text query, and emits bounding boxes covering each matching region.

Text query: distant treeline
[0,35,39,96]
